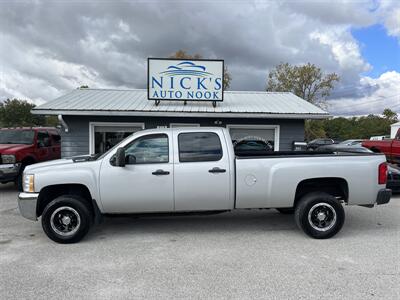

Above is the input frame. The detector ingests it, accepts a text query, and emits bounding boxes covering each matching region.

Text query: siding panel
[60,115,304,157]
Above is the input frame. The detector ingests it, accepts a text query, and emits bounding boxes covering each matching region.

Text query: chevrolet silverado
[18,127,391,243]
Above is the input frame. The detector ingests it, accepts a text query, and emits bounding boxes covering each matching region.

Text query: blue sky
[352,24,400,78]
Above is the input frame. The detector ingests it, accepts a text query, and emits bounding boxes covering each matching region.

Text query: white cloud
[0,0,398,116]
[328,71,400,115]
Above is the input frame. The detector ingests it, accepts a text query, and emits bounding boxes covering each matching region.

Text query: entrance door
[99,133,174,213]
[90,123,144,155]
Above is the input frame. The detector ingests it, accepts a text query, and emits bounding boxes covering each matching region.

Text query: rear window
[178,132,222,162]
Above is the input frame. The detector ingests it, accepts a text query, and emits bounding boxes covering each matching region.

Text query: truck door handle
[209,167,226,173]
[152,169,170,175]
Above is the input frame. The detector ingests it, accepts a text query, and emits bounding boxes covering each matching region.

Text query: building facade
[32,88,329,157]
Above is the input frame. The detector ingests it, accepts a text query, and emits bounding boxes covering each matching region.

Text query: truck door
[99,133,174,213]
[35,131,52,162]
[49,131,61,159]
[173,130,231,211]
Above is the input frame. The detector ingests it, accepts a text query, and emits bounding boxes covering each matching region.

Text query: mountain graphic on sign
[160,61,213,77]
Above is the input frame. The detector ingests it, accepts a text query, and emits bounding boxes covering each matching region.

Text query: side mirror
[125,154,136,164]
[115,147,126,167]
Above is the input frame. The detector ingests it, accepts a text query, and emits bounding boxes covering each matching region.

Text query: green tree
[266,62,339,108]
[0,99,57,127]
[382,108,398,122]
[169,50,232,90]
[305,120,326,141]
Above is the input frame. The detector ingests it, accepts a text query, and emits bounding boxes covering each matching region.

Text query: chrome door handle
[152,169,170,175]
[208,167,226,173]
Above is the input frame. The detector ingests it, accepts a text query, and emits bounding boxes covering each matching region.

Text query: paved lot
[0,183,399,299]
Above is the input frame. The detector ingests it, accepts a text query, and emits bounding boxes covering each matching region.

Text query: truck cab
[0,127,61,188]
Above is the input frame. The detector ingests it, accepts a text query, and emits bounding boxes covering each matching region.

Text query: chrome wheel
[307,203,337,232]
[50,206,81,236]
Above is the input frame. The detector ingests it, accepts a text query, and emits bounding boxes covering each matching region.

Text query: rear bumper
[0,163,21,182]
[18,192,39,221]
[376,189,392,205]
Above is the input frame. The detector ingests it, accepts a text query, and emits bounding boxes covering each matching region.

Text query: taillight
[378,163,388,185]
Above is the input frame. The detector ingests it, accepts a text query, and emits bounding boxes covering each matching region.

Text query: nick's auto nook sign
[147,58,224,106]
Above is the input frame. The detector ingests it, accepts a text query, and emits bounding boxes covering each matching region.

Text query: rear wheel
[41,195,93,243]
[295,192,345,239]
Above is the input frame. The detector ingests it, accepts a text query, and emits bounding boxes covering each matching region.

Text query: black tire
[295,192,345,239]
[41,195,93,244]
[276,207,295,214]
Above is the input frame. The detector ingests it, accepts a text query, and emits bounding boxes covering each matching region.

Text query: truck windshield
[0,130,35,144]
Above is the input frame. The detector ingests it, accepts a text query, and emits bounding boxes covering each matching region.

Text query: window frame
[123,133,170,165]
[37,131,51,148]
[177,132,223,163]
[226,124,280,151]
[89,122,145,155]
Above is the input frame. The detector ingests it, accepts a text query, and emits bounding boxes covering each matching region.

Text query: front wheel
[295,192,345,239]
[41,196,93,243]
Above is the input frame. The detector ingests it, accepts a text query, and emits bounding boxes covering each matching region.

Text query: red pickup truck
[362,128,400,165]
[0,127,61,189]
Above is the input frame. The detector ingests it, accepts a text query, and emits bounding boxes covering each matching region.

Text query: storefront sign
[148,58,224,104]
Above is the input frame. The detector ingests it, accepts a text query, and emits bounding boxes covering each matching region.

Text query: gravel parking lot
[0,183,399,299]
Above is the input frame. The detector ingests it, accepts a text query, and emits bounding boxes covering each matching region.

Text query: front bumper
[0,163,21,182]
[18,192,39,221]
[376,189,392,205]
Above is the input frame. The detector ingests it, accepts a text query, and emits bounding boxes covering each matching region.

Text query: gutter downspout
[58,115,69,133]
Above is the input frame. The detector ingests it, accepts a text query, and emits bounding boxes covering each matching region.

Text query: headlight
[23,174,35,193]
[1,154,16,164]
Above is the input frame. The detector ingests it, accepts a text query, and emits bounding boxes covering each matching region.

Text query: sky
[0,0,399,116]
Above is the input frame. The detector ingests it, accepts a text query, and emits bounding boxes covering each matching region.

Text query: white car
[18,127,391,243]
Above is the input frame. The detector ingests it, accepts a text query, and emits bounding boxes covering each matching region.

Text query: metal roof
[32,88,330,119]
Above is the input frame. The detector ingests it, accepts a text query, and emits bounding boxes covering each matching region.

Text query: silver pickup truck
[18,127,391,243]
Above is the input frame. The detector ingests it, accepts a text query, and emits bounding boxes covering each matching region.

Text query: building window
[178,132,222,162]
[89,122,144,155]
[227,125,280,151]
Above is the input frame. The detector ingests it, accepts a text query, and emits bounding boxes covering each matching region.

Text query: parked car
[362,128,400,165]
[387,164,400,194]
[306,138,334,150]
[0,127,61,189]
[18,127,390,243]
[338,139,364,146]
[233,139,273,156]
[318,144,372,153]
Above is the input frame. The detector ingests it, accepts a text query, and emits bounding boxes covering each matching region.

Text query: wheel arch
[294,177,349,207]
[37,184,95,217]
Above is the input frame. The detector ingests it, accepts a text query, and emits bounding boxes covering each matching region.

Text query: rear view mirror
[115,147,126,167]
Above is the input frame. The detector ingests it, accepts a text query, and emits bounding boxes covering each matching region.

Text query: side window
[124,134,169,164]
[178,132,222,162]
[51,133,61,145]
[37,131,50,147]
